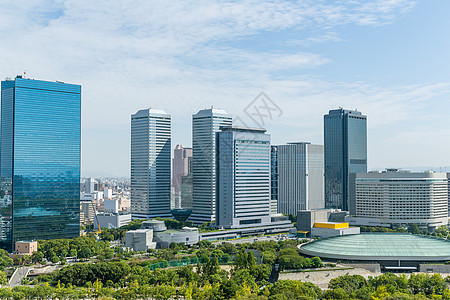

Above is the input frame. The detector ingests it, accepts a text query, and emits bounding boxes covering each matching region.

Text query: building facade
[270,147,278,214]
[189,108,232,225]
[172,145,192,208]
[324,108,367,211]
[216,127,272,229]
[274,143,324,215]
[131,109,172,219]
[348,170,448,230]
[0,77,81,252]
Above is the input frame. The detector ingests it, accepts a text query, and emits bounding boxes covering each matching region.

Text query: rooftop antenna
[23,70,27,79]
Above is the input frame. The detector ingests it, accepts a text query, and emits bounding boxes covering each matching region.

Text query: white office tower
[189,108,232,225]
[85,177,95,193]
[131,108,172,219]
[216,127,272,229]
[274,142,324,215]
[348,169,448,231]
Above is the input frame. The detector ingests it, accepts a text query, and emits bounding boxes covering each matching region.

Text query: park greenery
[2,218,450,299]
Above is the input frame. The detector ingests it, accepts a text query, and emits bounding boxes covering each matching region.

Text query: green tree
[0,249,13,270]
[409,224,420,234]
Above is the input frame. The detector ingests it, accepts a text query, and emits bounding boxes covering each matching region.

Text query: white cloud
[1,0,442,177]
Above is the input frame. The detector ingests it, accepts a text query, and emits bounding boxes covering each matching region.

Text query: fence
[149,256,231,270]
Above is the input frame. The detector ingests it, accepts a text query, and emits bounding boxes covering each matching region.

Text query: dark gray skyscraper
[324,108,367,211]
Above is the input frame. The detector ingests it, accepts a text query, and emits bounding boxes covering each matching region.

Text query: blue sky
[0,0,449,176]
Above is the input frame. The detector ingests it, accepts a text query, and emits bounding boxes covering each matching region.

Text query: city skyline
[1,1,450,177]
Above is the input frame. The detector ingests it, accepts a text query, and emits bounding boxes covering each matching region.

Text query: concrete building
[139,220,199,248]
[131,108,172,219]
[81,193,95,201]
[447,173,450,217]
[104,188,113,199]
[153,227,199,248]
[348,170,448,230]
[14,241,38,255]
[296,209,346,234]
[216,127,272,229]
[80,201,96,224]
[173,145,193,208]
[104,199,119,214]
[125,229,156,251]
[189,108,232,225]
[94,213,132,229]
[310,222,360,238]
[273,143,324,215]
[85,178,95,194]
[324,108,367,211]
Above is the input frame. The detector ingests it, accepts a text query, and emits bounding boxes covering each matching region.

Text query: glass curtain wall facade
[0,77,81,252]
[324,108,367,211]
[189,108,232,225]
[131,109,172,219]
[216,127,272,229]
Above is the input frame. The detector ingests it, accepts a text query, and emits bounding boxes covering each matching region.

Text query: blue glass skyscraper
[324,108,367,211]
[0,76,81,252]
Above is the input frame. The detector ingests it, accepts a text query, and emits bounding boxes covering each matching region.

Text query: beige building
[15,241,38,255]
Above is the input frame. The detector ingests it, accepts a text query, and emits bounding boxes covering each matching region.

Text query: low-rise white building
[94,213,131,229]
[125,229,156,251]
[153,227,199,248]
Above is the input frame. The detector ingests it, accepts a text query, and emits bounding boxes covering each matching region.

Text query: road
[9,267,29,288]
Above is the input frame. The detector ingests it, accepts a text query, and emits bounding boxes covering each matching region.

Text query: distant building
[14,241,38,255]
[348,170,448,230]
[139,219,199,248]
[104,199,119,214]
[81,193,95,201]
[311,222,360,238]
[131,108,172,219]
[273,143,324,215]
[447,173,450,217]
[216,127,272,229]
[80,201,96,224]
[172,145,193,208]
[104,188,113,199]
[153,227,199,248]
[85,178,95,194]
[189,108,232,225]
[0,77,81,252]
[324,108,367,211]
[125,229,156,251]
[296,209,346,234]
[94,213,131,229]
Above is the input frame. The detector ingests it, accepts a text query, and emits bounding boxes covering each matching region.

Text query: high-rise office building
[0,76,81,252]
[324,108,367,211]
[274,143,324,215]
[349,169,448,230]
[131,108,171,219]
[172,145,192,208]
[189,108,232,225]
[216,127,271,228]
